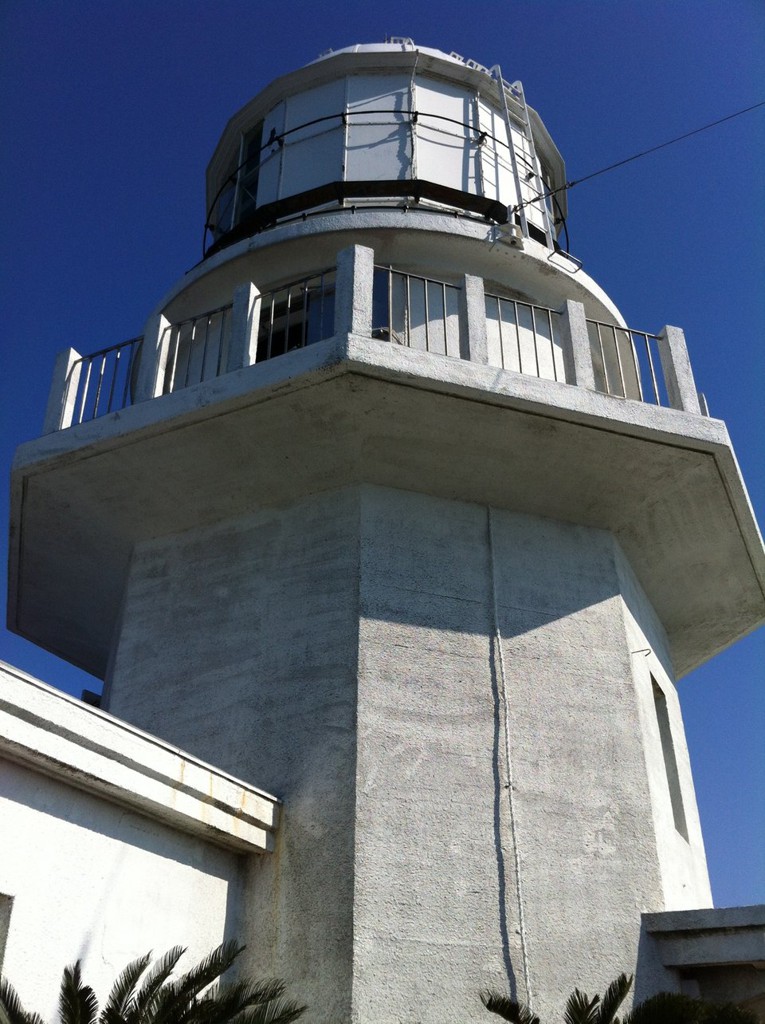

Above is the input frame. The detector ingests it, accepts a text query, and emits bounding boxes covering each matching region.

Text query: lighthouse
[5,40,764,1024]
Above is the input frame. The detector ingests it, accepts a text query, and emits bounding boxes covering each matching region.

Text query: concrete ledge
[644,906,765,967]
[0,662,279,853]
[9,332,739,474]
[8,335,765,679]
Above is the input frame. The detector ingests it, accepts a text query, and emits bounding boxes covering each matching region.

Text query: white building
[2,40,764,1024]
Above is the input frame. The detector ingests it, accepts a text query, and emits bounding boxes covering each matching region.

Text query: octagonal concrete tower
[10,40,765,1024]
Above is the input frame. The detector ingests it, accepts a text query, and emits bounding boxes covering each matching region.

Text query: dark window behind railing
[372,266,461,357]
[163,305,234,394]
[485,294,564,382]
[68,336,144,426]
[586,320,665,405]
[256,270,336,362]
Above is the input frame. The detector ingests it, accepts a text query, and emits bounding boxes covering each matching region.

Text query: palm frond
[565,989,601,1024]
[174,941,244,1002]
[624,992,705,1024]
[99,953,152,1024]
[237,998,307,1024]
[59,964,99,1024]
[132,946,185,1024]
[4,942,304,1024]
[626,992,760,1024]
[193,978,287,1024]
[703,1002,759,1024]
[596,974,633,1024]
[0,977,45,1024]
[140,942,244,1024]
[480,990,540,1024]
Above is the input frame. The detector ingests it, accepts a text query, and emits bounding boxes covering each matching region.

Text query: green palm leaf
[0,977,45,1024]
[132,946,185,1024]
[193,978,285,1024]
[148,942,243,1024]
[99,953,152,1024]
[2,942,305,1024]
[480,990,540,1024]
[195,976,306,1024]
[175,940,243,1002]
[237,998,306,1024]
[59,964,98,1024]
[565,989,601,1024]
[596,974,633,1024]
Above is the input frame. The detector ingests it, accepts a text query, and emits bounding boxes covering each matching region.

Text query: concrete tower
[8,40,765,1023]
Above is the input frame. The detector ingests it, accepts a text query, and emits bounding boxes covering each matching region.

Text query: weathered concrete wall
[106,488,362,1022]
[354,487,506,1021]
[104,484,705,1023]
[353,488,681,1023]
[0,758,239,1018]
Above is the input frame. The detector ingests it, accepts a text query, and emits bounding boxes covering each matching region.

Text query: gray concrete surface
[107,489,361,1024]
[97,484,717,1021]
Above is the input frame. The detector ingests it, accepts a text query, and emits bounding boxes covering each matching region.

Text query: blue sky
[0,1,763,907]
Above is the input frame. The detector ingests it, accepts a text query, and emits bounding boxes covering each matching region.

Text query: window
[0,894,12,972]
[652,677,689,840]
[236,121,264,224]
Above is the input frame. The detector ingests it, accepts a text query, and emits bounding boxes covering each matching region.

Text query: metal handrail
[162,304,233,394]
[586,319,663,404]
[372,266,462,357]
[256,270,336,363]
[484,293,564,383]
[205,107,513,245]
[68,335,144,426]
[203,102,538,256]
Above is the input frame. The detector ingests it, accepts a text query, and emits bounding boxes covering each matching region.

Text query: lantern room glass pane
[346,73,411,181]
[415,78,477,193]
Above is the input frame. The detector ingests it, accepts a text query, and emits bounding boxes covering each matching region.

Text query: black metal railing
[67,336,144,426]
[372,266,462,357]
[485,294,565,382]
[586,320,665,404]
[203,106,517,256]
[255,270,336,362]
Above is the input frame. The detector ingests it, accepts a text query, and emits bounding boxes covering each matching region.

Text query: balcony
[15,242,764,684]
[43,245,705,434]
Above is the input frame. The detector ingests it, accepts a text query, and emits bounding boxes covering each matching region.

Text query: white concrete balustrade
[43,242,702,434]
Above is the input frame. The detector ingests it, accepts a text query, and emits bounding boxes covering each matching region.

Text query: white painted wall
[0,759,241,1018]
[615,545,712,911]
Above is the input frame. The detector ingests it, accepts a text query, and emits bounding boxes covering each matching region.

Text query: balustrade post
[134,313,171,403]
[334,244,375,337]
[657,325,702,414]
[557,299,596,389]
[460,274,488,364]
[43,348,83,433]
[227,282,261,371]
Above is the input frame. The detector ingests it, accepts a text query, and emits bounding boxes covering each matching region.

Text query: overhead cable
[512,99,765,215]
